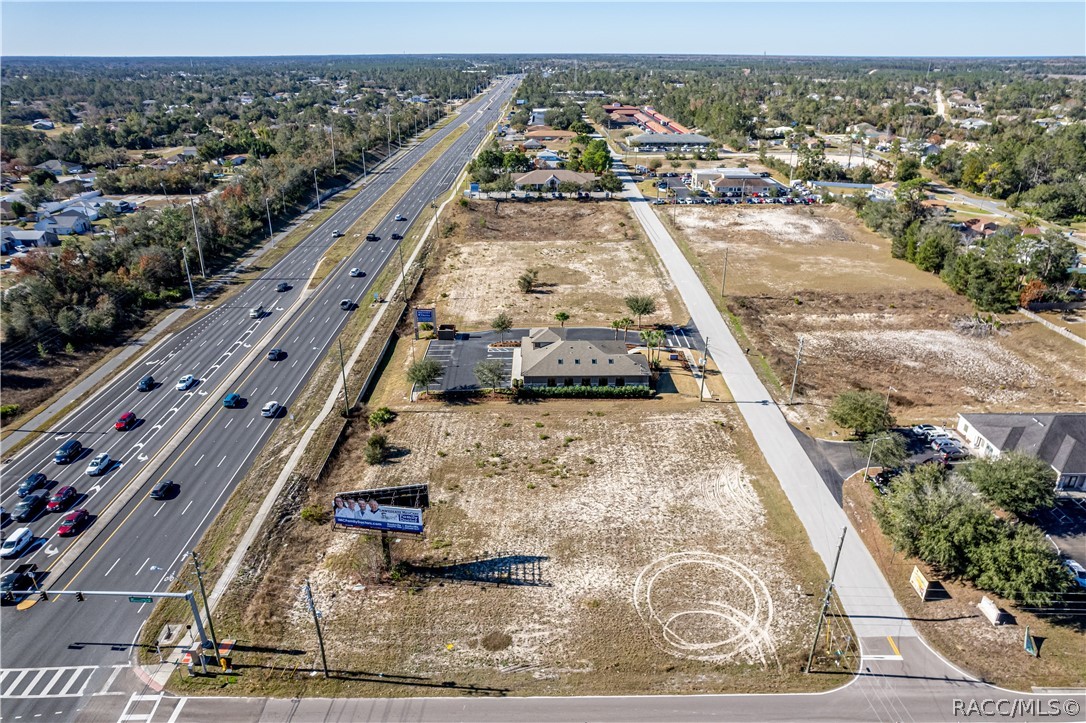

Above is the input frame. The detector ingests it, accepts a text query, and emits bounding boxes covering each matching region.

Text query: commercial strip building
[510,170,597,191]
[956,413,1086,491]
[512,328,651,388]
[627,132,713,150]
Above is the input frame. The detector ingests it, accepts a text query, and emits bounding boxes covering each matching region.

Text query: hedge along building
[511,328,651,389]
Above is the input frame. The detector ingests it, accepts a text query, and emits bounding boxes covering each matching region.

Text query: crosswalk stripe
[2,669,29,697]
[39,668,66,696]
[0,666,100,699]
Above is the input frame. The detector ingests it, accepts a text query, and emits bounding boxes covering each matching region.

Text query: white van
[1,527,33,558]
[249,305,264,319]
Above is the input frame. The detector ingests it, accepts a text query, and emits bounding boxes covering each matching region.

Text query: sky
[2,1,1084,58]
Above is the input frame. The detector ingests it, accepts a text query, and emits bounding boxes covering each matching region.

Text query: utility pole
[396,240,408,302]
[313,169,321,211]
[182,249,196,308]
[303,579,329,678]
[337,339,350,417]
[720,247,729,297]
[387,113,393,159]
[190,552,219,659]
[188,196,206,278]
[265,198,273,239]
[699,337,710,402]
[806,527,847,673]
[788,336,804,405]
[361,134,368,178]
[328,122,337,175]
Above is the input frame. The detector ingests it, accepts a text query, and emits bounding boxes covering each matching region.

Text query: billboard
[415,307,435,324]
[333,484,429,535]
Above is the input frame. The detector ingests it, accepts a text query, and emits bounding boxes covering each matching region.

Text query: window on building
[591,359,597,365]
[557,359,563,365]
[608,359,614,364]
[547,378,556,387]
[582,378,591,387]
[574,359,581,365]
[615,378,625,386]
[564,377,573,386]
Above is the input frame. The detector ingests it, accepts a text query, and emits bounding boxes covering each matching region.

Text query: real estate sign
[909,566,931,601]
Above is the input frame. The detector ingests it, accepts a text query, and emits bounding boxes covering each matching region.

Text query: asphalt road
[0,77,517,718]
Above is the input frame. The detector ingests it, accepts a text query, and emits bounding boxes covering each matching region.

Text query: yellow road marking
[887,635,900,657]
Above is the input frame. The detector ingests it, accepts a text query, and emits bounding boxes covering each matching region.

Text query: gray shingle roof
[628,133,712,145]
[961,413,1086,474]
[519,328,649,379]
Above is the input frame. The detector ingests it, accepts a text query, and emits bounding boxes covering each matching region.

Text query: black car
[268,348,284,361]
[149,480,177,500]
[53,439,82,465]
[365,233,379,242]
[390,232,403,240]
[17,472,47,498]
[13,491,47,522]
[137,375,155,392]
[0,565,37,604]
[276,282,290,292]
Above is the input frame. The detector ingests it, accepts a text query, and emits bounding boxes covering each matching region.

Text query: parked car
[13,492,47,522]
[53,439,83,465]
[261,401,281,418]
[267,348,284,361]
[85,453,111,477]
[17,472,47,498]
[222,393,242,409]
[137,375,155,392]
[0,528,34,559]
[911,424,938,437]
[115,412,136,431]
[1064,559,1086,591]
[275,282,290,292]
[176,375,196,391]
[56,509,89,537]
[149,480,177,500]
[46,486,77,512]
[940,447,968,462]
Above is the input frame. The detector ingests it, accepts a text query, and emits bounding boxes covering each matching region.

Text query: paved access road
[0,77,518,719]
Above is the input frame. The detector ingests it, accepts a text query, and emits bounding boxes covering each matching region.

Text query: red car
[57,509,89,536]
[115,412,136,431]
[46,486,77,512]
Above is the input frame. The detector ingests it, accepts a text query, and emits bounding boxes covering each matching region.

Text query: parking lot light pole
[788,336,805,405]
[863,434,894,484]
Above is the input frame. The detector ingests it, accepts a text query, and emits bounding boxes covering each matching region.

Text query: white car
[176,375,196,391]
[261,401,281,418]
[85,453,112,476]
[349,268,364,278]
[911,424,938,437]
[1,528,33,558]
[394,213,405,221]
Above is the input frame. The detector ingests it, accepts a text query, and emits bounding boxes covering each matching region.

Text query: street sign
[128,596,154,604]
[415,307,435,324]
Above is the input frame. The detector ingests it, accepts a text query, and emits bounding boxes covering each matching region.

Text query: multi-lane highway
[0,76,517,716]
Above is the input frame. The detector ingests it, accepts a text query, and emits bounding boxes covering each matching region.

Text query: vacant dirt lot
[659,204,1086,430]
[209,399,837,698]
[416,200,685,329]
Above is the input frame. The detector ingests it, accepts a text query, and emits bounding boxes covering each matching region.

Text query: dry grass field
[415,200,686,329]
[658,204,1086,430]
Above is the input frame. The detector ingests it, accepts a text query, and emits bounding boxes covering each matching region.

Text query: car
[275,282,290,293]
[17,472,47,498]
[222,392,242,408]
[340,299,353,311]
[56,509,89,537]
[176,375,196,391]
[0,528,34,559]
[150,480,177,500]
[940,448,968,461]
[930,435,958,451]
[349,268,364,278]
[261,401,281,418]
[137,375,155,392]
[115,412,136,431]
[365,233,379,242]
[921,426,948,440]
[390,232,403,240]
[331,229,343,237]
[53,439,83,465]
[394,214,405,221]
[13,492,47,522]
[911,424,938,437]
[46,486,77,512]
[0,564,37,603]
[267,348,284,361]
[249,306,264,319]
[13,244,28,253]
[85,453,111,477]
[1064,559,1086,591]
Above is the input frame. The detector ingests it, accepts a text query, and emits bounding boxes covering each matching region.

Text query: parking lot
[421,324,704,393]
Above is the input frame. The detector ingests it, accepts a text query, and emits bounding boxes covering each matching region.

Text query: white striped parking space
[0,665,98,699]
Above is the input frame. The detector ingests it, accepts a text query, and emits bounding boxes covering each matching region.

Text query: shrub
[365,433,389,465]
[0,404,21,419]
[519,385,653,399]
[368,406,396,428]
[300,506,329,525]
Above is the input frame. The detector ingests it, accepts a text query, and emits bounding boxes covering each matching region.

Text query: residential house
[1,227,60,248]
[534,149,563,169]
[524,128,577,142]
[31,119,55,131]
[512,328,651,388]
[958,118,991,131]
[511,170,596,191]
[960,218,1000,242]
[0,201,18,221]
[35,159,83,176]
[956,413,1086,491]
[35,210,91,235]
[520,139,543,151]
[870,181,899,201]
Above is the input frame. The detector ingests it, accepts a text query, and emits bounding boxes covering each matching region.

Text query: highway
[0,76,516,718]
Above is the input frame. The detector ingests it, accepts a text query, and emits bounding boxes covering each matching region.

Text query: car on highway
[176,375,196,391]
[53,439,83,465]
[17,472,47,498]
[1065,559,1086,591]
[13,492,47,522]
[149,480,177,500]
[56,509,89,537]
[261,401,281,418]
[85,453,112,477]
[137,375,155,392]
[349,267,364,277]
[331,229,344,237]
[394,214,405,221]
[1,528,34,559]
[115,412,137,431]
[365,233,379,242]
[267,348,284,361]
[0,564,37,603]
[340,299,353,310]
[46,486,77,512]
[390,232,403,240]
[275,282,291,292]
[222,392,242,408]
[249,305,264,319]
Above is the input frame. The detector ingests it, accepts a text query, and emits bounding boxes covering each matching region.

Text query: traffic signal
[75,591,85,602]
[37,590,48,601]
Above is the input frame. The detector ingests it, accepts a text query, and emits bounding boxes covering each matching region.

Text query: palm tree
[639,329,655,365]
[620,317,633,344]
[611,319,623,339]
[554,310,570,327]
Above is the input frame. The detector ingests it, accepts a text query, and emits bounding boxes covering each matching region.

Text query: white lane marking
[224,418,232,429]
[246,418,254,429]
[270,387,278,396]
[166,698,187,723]
[96,665,125,696]
[134,557,151,575]
[153,504,164,517]
[217,455,227,468]
[103,558,122,577]
[194,454,204,467]
[291,360,298,368]
[181,500,194,516]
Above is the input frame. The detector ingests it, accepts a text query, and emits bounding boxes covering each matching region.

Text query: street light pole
[328,122,337,175]
[265,198,273,239]
[188,196,206,278]
[182,249,196,307]
[190,551,219,659]
[338,339,351,417]
[313,169,321,211]
[387,113,392,159]
[862,434,893,485]
[788,336,805,405]
[699,336,710,402]
[720,247,729,297]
